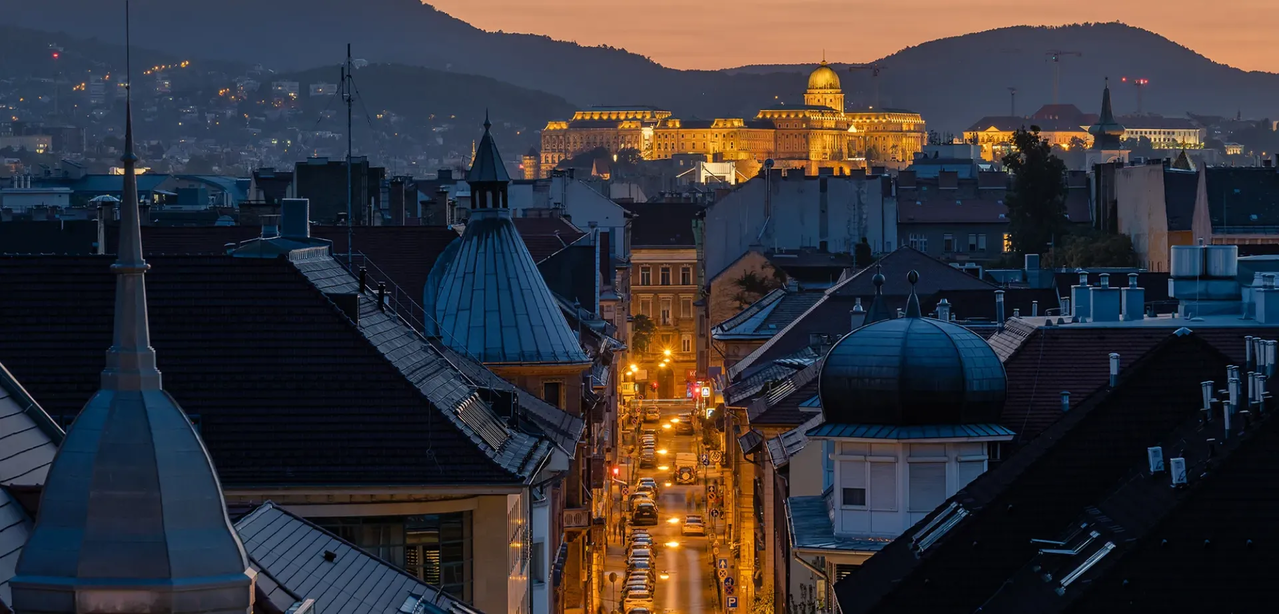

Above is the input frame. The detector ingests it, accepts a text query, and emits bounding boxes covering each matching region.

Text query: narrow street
[605,402,724,614]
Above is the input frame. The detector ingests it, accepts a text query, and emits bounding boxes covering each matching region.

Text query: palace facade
[538,63,926,176]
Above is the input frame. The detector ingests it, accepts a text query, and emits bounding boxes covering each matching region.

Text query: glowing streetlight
[629,363,638,371]
[659,573,670,580]
[656,449,668,455]
[663,482,672,487]
[663,349,672,357]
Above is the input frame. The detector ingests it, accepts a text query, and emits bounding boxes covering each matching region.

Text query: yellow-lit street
[604,402,725,614]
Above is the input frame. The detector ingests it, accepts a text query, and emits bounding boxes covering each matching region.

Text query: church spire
[102,2,160,392]
[1089,77,1126,150]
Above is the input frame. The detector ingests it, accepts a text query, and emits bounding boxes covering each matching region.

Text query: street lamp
[663,349,672,357]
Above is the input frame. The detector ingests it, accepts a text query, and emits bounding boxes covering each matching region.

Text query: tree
[1001,127,1068,256]
[1052,230,1139,268]
[854,237,874,267]
[631,314,656,354]
[731,265,785,308]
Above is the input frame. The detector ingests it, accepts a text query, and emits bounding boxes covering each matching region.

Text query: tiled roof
[0,363,62,488]
[0,255,544,487]
[724,361,804,406]
[511,217,587,263]
[833,332,1232,614]
[712,288,824,341]
[235,502,477,614]
[737,428,765,456]
[831,248,993,298]
[786,495,892,553]
[0,220,100,255]
[621,202,705,247]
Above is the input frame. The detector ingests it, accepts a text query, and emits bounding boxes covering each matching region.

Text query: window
[908,233,928,252]
[839,459,867,508]
[639,298,652,318]
[968,234,977,252]
[680,266,692,286]
[943,233,955,253]
[869,461,898,511]
[822,441,834,491]
[681,334,692,353]
[978,234,987,252]
[1003,233,1012,253]
[957,460,985,490]
[680,297,693,319]
[542,381,563,409]
[660,267,671,286]
[640,266,651,286]
[908,463,947,513]
[660,298,672,326]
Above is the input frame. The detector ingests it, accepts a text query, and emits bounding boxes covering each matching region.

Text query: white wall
[703,175,890,280]
[509,176,629,261]
[530,494,550,614]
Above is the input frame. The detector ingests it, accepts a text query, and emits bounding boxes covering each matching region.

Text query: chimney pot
[359,266,368,294]
[1109,353,1121,387]
[1201,381,1214,415]
[1031,300,1039,317]
[1099,273,1110,288]
[1078,271,1089,286]
[1128,273,1139,289]
[995,290,1006,330]
[1061,391,1070,412]
[1013,308,1020,318]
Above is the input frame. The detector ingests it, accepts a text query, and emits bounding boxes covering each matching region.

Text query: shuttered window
[869,462,897,511]
[909,463,946,513]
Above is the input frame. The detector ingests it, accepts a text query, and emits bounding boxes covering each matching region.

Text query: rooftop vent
[323,550,337,562]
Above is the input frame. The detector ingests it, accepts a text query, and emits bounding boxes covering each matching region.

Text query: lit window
[681,334,692,353]
[1003,233,1013,253]
[640,266,651,286]
[660,267,671,286]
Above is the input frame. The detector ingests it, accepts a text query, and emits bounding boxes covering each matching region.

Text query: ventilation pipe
[935,298,950,322]
[1013,308,1020,318]
[1201,381,1214,421]
[1071,272,1091,321]
[1061,391,1070,412]
[850,298,866,330]
[995,290,1005,330]
[1032,300,1039,317]
[1246,336,1256,370]
[1109,353,1120,388]
[1121,273,1144,321]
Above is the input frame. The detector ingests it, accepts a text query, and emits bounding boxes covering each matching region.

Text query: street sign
[717,568,728,579]
[724,576,735,588]
[701,454,710,466]
[718,558,728,569]
[712,545,720,556]
[727,596,739,609]
[711,508,722,518]
[725,584,735,595]
[711,450,723,463]
[621,486,629,496]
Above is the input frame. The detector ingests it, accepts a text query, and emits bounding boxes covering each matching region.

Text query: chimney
[1024,253,1040,271]
[1201,381,1215,420]
[1267,340,1277,378]
[995,290,1005,330]
[260,214,280,238]
[1109,352,1120,388]
[1226,375,1241,438]
[786,277,799,292]
[1089,273,1121,322]
[1061,391,1070,412]
[1246,335,1256,370]
[281,198,311,238]
[850,298,866,330]
[1256,274,1279,324]
[1121,273,1145,321]
[936,298,951,322]
[1071,272,1091,320]
[938,170,959,190]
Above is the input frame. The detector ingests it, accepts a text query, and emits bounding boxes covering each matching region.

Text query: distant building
[540,62,926,176]
[271,80,300,100]
[293,156,385,224]
[0,135,51,154]
[309,82,338,96]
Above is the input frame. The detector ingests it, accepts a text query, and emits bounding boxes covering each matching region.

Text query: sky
[428,0,1278,73]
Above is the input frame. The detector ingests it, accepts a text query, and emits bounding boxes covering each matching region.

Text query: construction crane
[848,64,885,109]
[1121,76,1150,114]
[1007,87,1018,117]
[1045,50,1082,104]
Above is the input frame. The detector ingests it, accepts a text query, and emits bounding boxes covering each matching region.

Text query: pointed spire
[102,2,160,391]
[1089,77,1125,149]
[864,264,892,324]
[903,270,922,318]
[484,108,492,131]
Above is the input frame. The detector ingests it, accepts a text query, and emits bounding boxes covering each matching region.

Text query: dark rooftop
[622,202,705,247]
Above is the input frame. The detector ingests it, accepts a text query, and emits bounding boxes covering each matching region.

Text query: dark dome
[819,316,1007,426]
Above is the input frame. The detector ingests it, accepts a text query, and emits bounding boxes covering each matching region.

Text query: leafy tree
[1067,136,1088,151]
[631,314,656,354]
[1001,127,1068,256]
[854,237,874,267]
[1122,135,1156,158]
[731,265,785,308]
[1052,230,1139,268]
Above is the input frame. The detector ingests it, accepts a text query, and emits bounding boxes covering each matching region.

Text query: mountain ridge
[5,1,1276,131]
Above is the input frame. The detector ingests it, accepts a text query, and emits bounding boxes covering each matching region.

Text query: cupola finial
[904,270,922,318]
[864,264,892,324]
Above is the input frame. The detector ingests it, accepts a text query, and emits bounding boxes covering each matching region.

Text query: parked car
[622,590,654,611]
[643,406,661,422]
[633,502,659,526]
[628,547,653,564]
[675,413,694,434]
[682,514,706,536]
[638,477,659,495]
[639,453,656,469]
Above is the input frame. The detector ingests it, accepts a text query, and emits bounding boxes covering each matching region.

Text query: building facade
[540,63,926,174]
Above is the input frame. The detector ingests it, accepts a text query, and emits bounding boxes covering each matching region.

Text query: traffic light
[51,52,60,60]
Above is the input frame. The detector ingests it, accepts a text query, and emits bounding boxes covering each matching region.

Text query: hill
[6,2,1278,131]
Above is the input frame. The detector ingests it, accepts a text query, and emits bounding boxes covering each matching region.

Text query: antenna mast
[343,44,354,264]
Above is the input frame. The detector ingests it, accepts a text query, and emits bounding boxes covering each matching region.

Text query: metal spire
[864,264,892,324]
[484,108,491,131]
[102,0,161,391]
[903,270,922,318]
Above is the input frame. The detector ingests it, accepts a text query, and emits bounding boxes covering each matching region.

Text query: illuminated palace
[538,62,926,175]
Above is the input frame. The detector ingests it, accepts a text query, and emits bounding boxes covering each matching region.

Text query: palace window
[680,297,693,319]
[639,298,652,318]
[660,267,671,286]
[640,266,651,286]
[660,298,672,325]
[680,266,692,286]
[681,334,693,353]
[1003,233,1013,253]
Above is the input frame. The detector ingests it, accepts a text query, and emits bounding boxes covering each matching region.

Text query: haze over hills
[7,0,1278,131]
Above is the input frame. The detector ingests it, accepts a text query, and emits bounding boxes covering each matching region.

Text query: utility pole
[1045,50,1082,104]
[1008,87,1017,117]
[342,44,354,265]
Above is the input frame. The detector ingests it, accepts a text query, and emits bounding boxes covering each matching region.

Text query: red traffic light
[51,52,60,59]
[612,466,619,476]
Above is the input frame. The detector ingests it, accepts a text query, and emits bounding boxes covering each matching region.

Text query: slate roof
[832,332,1232,614]
[786,496,893,553]
[764,251,854,285]
[0,220,100,255]
[919,288,1062,322]
[235,502,478,614]
[432,208,589,366]
[0,487,32,610]
[511,217,588,263]
[466,118,510,184]
[897,197,1009,224]
[66,173,173,195]
[0,363,62,488]
[746,361,822,427]
[0,255,548,487]
[622,202,705,247]
[712,288,825,341]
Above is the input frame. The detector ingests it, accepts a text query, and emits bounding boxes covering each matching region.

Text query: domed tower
[807,271,1013,538]
[804,60,845,112]
[10,35,254,613]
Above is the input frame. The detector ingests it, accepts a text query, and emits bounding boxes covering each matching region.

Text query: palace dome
[807,62,842,91]
[818,271,1007,426]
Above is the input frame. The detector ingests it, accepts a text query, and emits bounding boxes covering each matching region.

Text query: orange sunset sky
[429,0,1278,73]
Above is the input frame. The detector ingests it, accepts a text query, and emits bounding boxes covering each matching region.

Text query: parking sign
[727,596,739,609]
